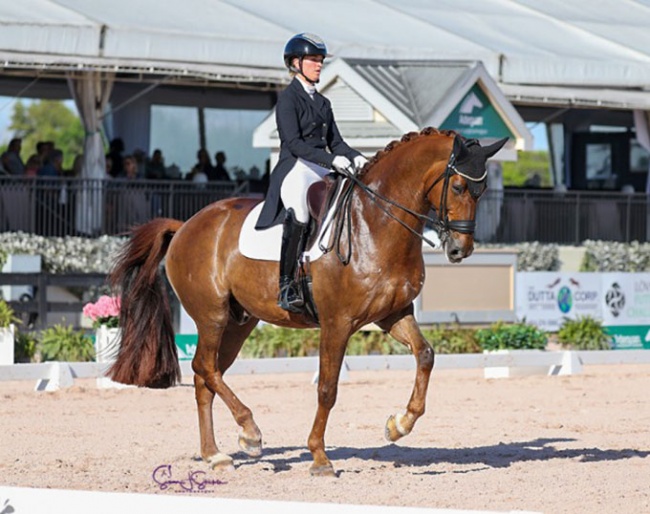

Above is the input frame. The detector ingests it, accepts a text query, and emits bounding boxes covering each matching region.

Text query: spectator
[211,150,231,181]
[38,149,63,177]
[35,141,54,168]
[133,149,147,178]
[105,156,114,177]
[121,155,138,179]
[71,154,84,178]
[188,148,213,181]
[24,155,40,177]
[1,138,25,175]
[106,138,124,178]
[146,149,166,179]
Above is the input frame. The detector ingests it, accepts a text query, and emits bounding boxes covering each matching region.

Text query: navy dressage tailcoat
[255,78,361,229]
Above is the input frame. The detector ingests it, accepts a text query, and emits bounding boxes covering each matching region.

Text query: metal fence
[0,177,648,243]
[476,189,649,244]
[0,177,252,237]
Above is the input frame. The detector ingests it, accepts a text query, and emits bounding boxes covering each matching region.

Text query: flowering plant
[82,295,121,329]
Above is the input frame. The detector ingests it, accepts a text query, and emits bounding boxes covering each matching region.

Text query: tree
[8,100,85,170]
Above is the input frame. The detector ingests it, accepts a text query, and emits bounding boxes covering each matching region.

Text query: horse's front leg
[377,306,434,441]
[307,324,350,477]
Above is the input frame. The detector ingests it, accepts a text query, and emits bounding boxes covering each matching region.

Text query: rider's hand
[353,155,368,172]
[332,155,352,174]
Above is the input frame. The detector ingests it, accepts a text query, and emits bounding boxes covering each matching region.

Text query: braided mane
[357,127,457,177]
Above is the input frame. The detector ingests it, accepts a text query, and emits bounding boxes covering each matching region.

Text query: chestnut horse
[108,128,506,477]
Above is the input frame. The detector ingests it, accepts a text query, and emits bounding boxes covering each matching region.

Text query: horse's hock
[415,247,517,326]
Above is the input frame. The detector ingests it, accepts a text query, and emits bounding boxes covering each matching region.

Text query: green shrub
[347,331,409,355]
[39,324,95,362]
[422,325,481,354]
[476,321,547,351]
[14,331,38,363]
[557,316,611,350]
[0,299,20,328]
[239,323,481,358]
[240,326,320,358]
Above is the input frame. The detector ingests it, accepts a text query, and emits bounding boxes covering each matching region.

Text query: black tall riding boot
[278,208,307,313]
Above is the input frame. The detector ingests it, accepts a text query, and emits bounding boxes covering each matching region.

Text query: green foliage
[502,150,551,187]
[39,324,94,362]
[8,99,84,170]
[239,323,481,358]
[557,316,611,350]
[421,325,482,354]
[347,331,410,355]
[476,321,547,351]
[0,299,20,328]
[14,330,38,363]
[240,326,320,358]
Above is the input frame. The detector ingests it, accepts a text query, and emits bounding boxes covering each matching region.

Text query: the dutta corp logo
[605,282,625,317]
[557,286,573,313]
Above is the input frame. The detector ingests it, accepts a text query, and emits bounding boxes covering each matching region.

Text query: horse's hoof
[385,414,410,442]
[238,434,263,458]
[206,453,235,472]
[309,463,336,477]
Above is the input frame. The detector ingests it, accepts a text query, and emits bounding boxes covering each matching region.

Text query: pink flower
[83,295,121,328]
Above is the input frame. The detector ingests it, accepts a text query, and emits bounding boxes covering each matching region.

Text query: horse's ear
[482,137,508,159]
[453,134,468,160]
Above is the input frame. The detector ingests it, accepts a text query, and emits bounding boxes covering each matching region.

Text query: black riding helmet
[283,33,329,83]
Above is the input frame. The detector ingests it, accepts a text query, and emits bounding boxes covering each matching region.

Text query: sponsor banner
[601,273,650,325]
[606,325,650,350]
[516,272,601,332]
[175,334,197,361]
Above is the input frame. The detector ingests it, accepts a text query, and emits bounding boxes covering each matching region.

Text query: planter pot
[95,325,129,389]
[0,324,15,365]
[483,349,550,379]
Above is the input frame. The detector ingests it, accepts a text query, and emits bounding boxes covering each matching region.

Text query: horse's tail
[108,218,184,388]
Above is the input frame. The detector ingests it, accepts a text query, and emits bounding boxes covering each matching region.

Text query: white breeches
[280,158,330,223]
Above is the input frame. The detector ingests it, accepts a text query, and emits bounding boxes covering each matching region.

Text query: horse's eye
[452,182,465,195]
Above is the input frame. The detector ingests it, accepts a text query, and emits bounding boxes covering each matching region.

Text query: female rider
[256,33,367,313]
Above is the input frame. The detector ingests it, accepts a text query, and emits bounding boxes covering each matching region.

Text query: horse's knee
[317,382,338,410]
[418,345,434,371]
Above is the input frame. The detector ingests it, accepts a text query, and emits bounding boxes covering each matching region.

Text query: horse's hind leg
[376,306,434,442]
[192,313,261,470]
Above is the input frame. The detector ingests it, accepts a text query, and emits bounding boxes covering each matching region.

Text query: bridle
[424,152,488,236]
[320,147,487,264]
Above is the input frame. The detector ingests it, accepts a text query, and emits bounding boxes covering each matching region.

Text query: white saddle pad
[239,187,343,262]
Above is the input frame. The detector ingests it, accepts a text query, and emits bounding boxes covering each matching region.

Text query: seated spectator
[211,150,231,181]
[24,155,40,177]
[106,138,124,178]
[121,155,138,179]
[38,149,63,177]
[188,148,213,181]
[146,149,167,179]
[133,149,147,178]
[35,141,54,168]
[71,154,84,178]
[105,156,114,177]
[1,138,25,175]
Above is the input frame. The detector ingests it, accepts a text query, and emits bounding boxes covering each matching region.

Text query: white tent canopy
[3,0,650,96]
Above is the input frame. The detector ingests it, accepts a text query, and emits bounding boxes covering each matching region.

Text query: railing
[0,272,108,329]
[476,189,649,244]
[0,178,647,243]
[0,177,253,237]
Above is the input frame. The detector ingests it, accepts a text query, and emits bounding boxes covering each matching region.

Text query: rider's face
[297,55,324,83]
